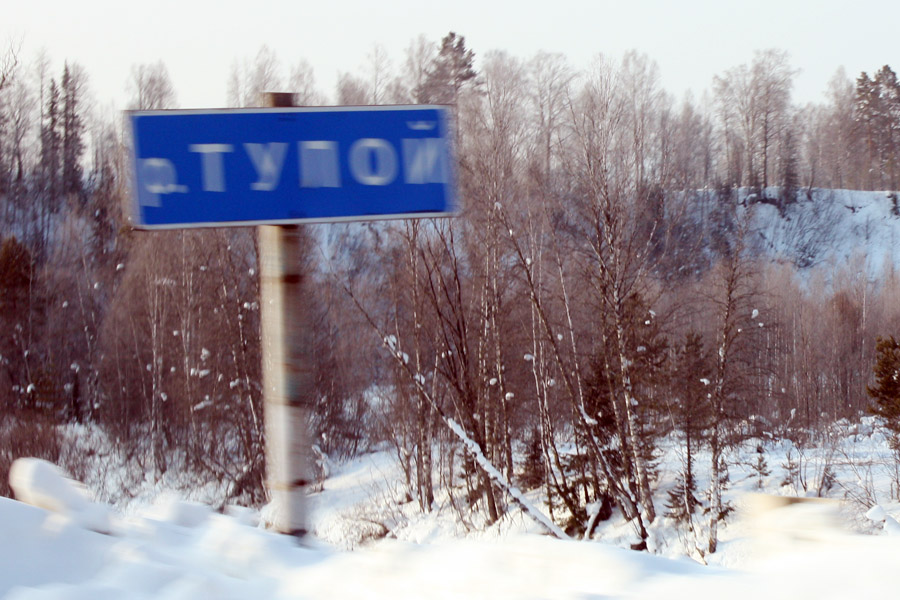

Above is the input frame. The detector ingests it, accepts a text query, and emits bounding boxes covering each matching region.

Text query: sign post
[258,92,313,538]
[128,98,456,540]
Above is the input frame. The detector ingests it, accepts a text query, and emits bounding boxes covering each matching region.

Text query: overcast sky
[4,0,899,111]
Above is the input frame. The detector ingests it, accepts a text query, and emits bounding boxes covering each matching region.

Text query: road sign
[128,105,457,228]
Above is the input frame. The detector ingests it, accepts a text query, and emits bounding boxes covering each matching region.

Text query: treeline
[2,35,900,552]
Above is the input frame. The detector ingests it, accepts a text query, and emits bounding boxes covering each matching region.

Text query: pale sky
[4,0,899,111]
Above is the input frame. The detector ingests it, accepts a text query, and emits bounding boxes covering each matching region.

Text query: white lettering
[349,138,397,186]
[403,138,447,184]
[139,158,187,206]
[244,142,288,191]
[189,144,234,192]
[299,141,341,188]
[406,120,436,131]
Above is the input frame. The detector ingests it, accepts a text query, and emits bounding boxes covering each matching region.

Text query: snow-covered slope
[744,188,900,273]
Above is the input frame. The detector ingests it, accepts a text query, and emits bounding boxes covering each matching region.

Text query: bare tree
[335,72,368,105]
[822,67,861,189]
[566,54,667,528]
[702,212,764,554]
[227,45,283,107]
[366,44,392,105]
[399,35,437,104]
[127,61,177,110]
[288,59,324,106]
[714,50,796,192]
[0,38,18,93]
[527,51,573,185]
[753,50,795,191]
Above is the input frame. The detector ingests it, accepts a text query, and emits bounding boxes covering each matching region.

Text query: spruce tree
[855,71,881,189]
[665,332,710,522]
[519,426,545,491]
[416,32,478,105]
[40,79,61,211]
[868,336,900,435]
[61,63,84,200]
[873,66,900,188]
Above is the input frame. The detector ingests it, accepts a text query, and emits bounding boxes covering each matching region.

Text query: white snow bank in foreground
[6,455,900,598]
[9,458,112,534]
[5,500,900,599]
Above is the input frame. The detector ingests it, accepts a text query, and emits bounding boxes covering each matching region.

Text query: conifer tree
[867,336,900,436]
[665,332,710,522]
[873,66,900,188]
[40,79,61,211]
[519,426,545,491]
[61,63,85,200]
[416,32,478,105]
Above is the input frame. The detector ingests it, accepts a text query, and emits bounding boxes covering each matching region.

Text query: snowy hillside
[744,188,900,273]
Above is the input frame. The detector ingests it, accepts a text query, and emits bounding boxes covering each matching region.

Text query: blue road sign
[128,105,457,228]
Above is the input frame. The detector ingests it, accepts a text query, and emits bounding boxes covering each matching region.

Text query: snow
[192,399,213,412]
[383,335,398,351]
[9,418,900,597]
[866,505,900,535]
[444,419,568,540]
[749,188,900,275]
[8,459,111,535]
[6,470,900,600]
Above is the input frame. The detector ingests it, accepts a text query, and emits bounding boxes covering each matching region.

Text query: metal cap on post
[260,91,313,539]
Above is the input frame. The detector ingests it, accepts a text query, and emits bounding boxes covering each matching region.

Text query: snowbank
[9,458,112,534]
[8,417,900,598]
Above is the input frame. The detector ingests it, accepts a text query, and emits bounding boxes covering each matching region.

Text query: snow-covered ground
[5,417,900,599]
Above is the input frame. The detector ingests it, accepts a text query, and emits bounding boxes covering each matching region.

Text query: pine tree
[751,445,771,490]
[61,63,84,200]
[855,71,881,189]
[873,66,900,188]
[415,32,478,105]
[584,293,668,527]
[855,66,900,189]
[665,332,710,522]
[867,336,900,435]
[778,126,799,212]
[519,426,545,491]
[40,79,61,211]
[35,78,62,259]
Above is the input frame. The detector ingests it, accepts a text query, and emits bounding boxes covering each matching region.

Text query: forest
[3,32,900,554]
